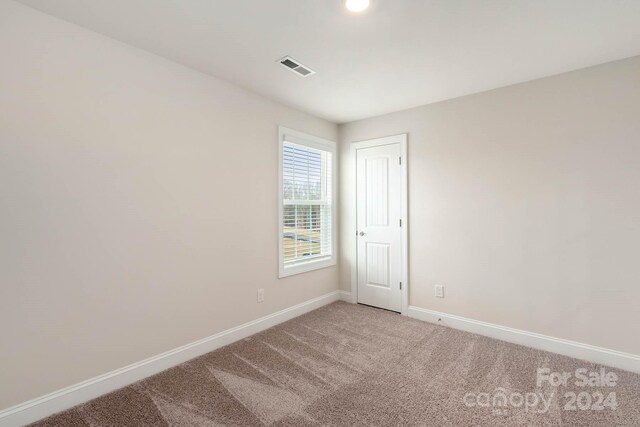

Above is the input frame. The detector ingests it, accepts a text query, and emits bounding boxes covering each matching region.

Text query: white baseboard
[407,305,640,374]
[0,290,349,427]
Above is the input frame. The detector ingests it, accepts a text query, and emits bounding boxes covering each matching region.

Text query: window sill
[279,257,336,278]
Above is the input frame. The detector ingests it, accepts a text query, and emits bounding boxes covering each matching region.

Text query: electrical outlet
[257,288,265,303]
[434,284,444,298]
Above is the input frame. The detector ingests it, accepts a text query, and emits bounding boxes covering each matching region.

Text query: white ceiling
[17,0,640,123]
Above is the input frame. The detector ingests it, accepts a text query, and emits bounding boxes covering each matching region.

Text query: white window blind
[279,127,336,277]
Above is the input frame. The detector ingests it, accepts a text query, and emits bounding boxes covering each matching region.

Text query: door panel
[366,243,390,287]
[366,157,388,227]
[356,143,402,312]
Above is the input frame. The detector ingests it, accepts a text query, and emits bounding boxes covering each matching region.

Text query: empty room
[1,0,640,426]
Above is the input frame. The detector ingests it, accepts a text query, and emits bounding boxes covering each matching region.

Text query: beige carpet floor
[31,301,640,426]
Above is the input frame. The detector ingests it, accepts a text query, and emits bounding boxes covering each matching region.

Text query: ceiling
[17,0,640,123]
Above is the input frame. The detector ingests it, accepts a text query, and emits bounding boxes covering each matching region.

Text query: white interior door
[356,141,404,312]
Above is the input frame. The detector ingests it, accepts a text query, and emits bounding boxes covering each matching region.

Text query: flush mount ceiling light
[344,0,370,13]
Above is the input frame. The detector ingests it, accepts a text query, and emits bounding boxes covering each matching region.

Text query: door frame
[350,134,408,315]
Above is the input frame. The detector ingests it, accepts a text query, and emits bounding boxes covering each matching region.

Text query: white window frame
[278,126,337,278]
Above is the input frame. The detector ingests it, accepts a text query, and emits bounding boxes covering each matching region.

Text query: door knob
[359,231,366,236]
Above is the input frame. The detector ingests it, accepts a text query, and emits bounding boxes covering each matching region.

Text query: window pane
[283,143,323,201]
[282,138,333,268]
[283,204,327,262]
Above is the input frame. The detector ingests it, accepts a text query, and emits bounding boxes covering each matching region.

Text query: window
[279,127,336,277]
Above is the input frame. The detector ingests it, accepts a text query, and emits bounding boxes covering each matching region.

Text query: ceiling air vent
[278,56,316,77]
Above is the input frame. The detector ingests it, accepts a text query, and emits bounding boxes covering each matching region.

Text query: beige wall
[339,56,640,357]
[0,1,338,409]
